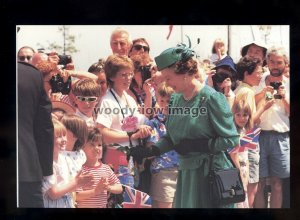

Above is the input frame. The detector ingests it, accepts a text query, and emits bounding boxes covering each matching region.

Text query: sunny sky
[16,25,289,71]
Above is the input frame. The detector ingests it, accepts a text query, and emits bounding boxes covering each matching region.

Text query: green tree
[37,25,79,55]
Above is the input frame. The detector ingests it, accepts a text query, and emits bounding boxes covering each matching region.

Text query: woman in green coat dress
[130,42,240,208]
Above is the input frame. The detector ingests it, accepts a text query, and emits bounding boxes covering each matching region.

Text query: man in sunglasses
[17,46,35,64]
[128,38,150,57]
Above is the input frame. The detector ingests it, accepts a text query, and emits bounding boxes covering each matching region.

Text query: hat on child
[212,55,237,73]
[241,40,268,58]
[155,36,196,71]
[52,95,75,114]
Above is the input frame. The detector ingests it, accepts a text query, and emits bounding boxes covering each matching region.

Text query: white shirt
[96,88,147,147]
[75,109,96,128]
[255,74,290,132]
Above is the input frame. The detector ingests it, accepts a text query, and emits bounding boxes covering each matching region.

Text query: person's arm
[60,69,98,82]
[98,124,152,144]
[107,183,123,194]
[278,85,290,116]
[46,170,93,200]
[76,175,105,202]
[141,79,154,118]
[255,86,274,105]
[207,92,240,152]
[46,177,78,200]
[253,99,275,125]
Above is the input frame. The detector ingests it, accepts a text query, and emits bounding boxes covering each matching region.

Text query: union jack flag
[228,127,261,153]
[122,185,152,208]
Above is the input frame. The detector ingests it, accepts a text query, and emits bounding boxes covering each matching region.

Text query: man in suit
[18,61,54,207]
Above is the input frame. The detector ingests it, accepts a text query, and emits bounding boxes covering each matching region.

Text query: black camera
[58,55,72,69]
[270,81,282,90]
[212,72,231,84]
[140,65,152,85]
[270,81,282,99]
[49,74,72,95]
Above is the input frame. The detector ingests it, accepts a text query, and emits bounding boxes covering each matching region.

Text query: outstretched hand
[128,145,160,165]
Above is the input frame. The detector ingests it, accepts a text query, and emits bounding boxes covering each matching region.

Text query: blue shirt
[146,114,179,173]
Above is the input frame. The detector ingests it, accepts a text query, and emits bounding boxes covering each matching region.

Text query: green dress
[156,85,240,208]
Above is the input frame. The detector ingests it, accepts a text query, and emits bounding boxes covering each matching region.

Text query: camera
[140,65,152,85]
[49,74,72,94]
[270,81,282,99]
[58,55,72,69]
[212,72,231,84]
[270,81,282,90]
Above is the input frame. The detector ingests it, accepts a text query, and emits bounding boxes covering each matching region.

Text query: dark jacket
[18,62,54,182]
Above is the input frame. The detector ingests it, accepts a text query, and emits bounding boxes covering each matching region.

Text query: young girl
[229,99,254,208]
[60,113,92,206]
[210,38,227,64]
[42,118,93,208]
[60,114,88,178]
[76,128,123,208]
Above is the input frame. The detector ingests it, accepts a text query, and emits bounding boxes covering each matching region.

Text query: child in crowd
[229,99,254,208]
[60,114,88,179]
[42,118,93,208]
[72,78,101,128]
[145,82,179,208]
[76,128,123,208]
[88,59,108,98]
[210,38,227,64]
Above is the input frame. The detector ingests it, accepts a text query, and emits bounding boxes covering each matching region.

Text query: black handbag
[209,151,246,207]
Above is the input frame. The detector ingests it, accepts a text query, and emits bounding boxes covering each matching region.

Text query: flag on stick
[228,127,261,153]
[122,185,152,208]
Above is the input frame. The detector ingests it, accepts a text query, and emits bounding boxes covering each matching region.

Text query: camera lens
[56,82,63,90]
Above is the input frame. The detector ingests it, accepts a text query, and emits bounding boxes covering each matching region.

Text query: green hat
[155,36,196,71]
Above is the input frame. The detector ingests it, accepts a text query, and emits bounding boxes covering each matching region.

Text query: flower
[121,116,139,132]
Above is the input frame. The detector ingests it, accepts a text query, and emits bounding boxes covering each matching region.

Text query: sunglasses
[76,96,98,102]
[18,56,32,61]
[133,45,150,52]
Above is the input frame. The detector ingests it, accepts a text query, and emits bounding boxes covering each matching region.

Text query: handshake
[128,145,161,165]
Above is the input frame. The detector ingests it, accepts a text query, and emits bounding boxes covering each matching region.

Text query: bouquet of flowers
[116,115,140,157]
[121,115,139,134]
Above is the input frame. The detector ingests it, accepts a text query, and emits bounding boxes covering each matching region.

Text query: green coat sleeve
[207,92,240,153]
[155,134,174,154]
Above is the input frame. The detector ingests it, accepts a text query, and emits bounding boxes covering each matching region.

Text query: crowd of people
[18,27,290,208]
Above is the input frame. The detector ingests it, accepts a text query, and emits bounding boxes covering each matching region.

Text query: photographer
[254,46,290,208]
[37,49,75,70]
[208,55,237,108]
[33,53,97,103]
[128,53,157,118]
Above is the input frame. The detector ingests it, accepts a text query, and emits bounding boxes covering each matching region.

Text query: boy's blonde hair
[72,78,101,97]
[231,98,253,131]
[52,117,67,138]
[156,82,174,98]
[61,114,88,151]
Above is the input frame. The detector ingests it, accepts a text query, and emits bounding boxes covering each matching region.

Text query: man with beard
[254,46,290,208]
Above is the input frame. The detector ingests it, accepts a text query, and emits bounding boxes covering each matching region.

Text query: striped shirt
[76,162,120,208]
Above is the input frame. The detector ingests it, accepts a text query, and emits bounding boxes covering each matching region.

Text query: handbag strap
[209,151,237,174]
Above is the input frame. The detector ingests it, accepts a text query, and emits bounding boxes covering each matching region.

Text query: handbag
[209,151,246,207]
